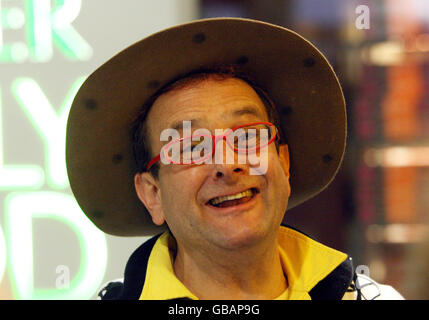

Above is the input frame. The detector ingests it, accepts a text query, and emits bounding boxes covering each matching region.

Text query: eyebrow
[170,119,204,132]
[230,105,265,118]
[169,105,265,131]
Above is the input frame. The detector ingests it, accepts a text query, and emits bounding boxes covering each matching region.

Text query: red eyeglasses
[146,122,277,171]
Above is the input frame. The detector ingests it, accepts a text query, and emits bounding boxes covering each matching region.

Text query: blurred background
[0,0,428,299]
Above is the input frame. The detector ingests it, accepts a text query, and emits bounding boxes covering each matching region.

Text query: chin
[211,221,271,250]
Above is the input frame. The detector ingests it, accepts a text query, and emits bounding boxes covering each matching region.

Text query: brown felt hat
[66,18,346,237]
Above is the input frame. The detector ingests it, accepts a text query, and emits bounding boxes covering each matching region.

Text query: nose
[211,163,249,185]
[211,136,249,181]
[213,164,246,180]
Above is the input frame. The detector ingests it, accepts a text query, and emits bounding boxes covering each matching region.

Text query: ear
[134,172,165,226]
[278,144,290,179]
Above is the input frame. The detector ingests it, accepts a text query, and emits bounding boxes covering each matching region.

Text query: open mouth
[207,188,260,208]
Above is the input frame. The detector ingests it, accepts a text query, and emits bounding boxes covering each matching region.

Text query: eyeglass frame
[145,121,278,171]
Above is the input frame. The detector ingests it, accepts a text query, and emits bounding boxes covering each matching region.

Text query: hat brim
[66,18,346,236]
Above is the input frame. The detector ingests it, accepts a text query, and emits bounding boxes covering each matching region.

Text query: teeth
[210,189,253,205]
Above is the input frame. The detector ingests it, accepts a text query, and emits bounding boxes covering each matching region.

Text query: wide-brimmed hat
[66,18,346,237]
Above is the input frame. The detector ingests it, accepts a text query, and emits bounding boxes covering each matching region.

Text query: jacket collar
[136,225,351,300]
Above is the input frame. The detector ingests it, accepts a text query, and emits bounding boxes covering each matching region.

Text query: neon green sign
[0,76,109,299]
[0,224,5,284]
[0,0,92,63]
[4,192,108,300]
[0,87,45,189]
[11,77,86,189]
[0,0,107,300]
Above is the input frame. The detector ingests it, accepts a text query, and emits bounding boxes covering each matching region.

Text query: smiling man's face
[134,77,291,251]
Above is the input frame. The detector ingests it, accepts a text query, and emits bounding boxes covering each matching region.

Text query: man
[66,18,403,300]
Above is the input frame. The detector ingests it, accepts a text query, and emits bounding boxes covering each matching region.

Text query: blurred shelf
[366,224,429,244]
[364,145,429,168]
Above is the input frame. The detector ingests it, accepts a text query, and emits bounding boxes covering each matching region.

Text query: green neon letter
[51,0,92,60]
[0,1,29,63]
[12,77,85,189]
[0,224,5,284]
[4,191,108,299]
[25,0,52,62]
[0,87,44,189]
[26,0,92,62]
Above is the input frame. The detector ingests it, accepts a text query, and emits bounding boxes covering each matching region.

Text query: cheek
[267,154,291,200]
[158,167,209,238]
[159,167,205,211]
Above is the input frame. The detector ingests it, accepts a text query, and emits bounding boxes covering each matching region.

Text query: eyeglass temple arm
[146,154,161,171]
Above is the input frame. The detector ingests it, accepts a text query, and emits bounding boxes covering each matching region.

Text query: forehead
[146,77,269,134]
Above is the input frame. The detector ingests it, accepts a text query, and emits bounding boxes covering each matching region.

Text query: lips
[207,188,259,208]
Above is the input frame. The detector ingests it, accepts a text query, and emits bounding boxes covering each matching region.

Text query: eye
[182,144,195,153]
[182,141,203,153]
[245,131,258,139]
[240,129,259,141]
